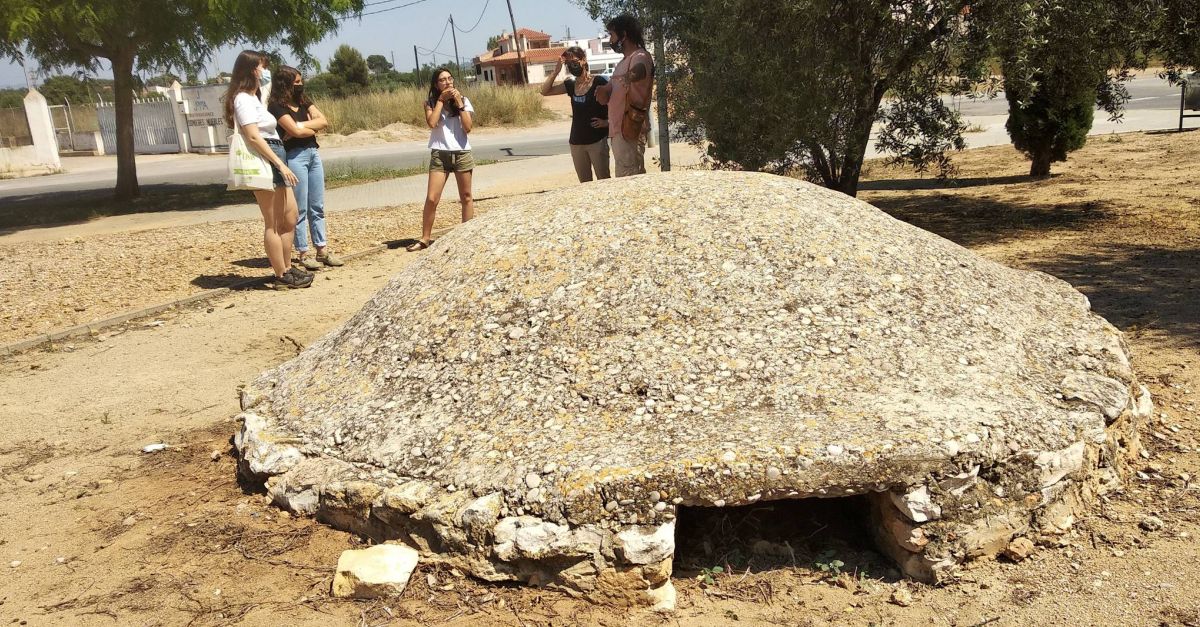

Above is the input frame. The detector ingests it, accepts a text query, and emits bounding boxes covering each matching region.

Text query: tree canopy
[366,54,393,75]
[328,44,371,95]
[584,0,983,196]
[580,0,1198,195]
[980,0,1153,175]
[0,0,364,199]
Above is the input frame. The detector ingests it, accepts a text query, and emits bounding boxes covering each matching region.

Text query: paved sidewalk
[0,142,705,244]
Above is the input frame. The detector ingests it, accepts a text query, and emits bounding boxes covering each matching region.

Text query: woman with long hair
[407,66,474,252]
[268,65,342,271]
[540,46,610,182]
[223,50,310,289]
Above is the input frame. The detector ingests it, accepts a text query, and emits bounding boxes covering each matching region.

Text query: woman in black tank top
[539,46,611,182]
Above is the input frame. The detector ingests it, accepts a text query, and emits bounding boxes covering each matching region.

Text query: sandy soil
[1,131,1199,626]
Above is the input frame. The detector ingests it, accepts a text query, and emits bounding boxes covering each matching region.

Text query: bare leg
[255,189,287,278]
[275,186,298,268]
[421,170,450,242]
[454,169,474,222]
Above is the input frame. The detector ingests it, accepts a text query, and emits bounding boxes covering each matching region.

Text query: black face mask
[292,85,305,102]
[566,62,583,77]
[611,38,623,54]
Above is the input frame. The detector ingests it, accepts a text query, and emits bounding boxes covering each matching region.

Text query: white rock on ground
[331,544,420,599]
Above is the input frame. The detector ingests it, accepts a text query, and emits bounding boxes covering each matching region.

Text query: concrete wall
[0,89,62,177]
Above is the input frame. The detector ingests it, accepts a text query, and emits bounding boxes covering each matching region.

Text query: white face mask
[260,68,271,87]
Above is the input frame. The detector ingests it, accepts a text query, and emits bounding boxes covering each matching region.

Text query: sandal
[406,239,431,252]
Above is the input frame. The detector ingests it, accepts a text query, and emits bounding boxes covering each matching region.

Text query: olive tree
[581,0,986,197]
[1152,0,1200,83]
[982,1,1154,176]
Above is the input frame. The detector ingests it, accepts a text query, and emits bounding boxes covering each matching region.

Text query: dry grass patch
[322,85,553,134]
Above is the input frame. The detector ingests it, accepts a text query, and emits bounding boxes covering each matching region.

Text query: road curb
[0,242,393,359]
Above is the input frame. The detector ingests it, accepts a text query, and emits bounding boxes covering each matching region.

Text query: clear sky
[0,0,607,89]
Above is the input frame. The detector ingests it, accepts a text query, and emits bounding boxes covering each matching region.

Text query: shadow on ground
[859,173,1045,192]
[0,184,245,234]
[868,193,1115,249]
[1026,244,1200,345]
[230,257,272,269]
[191,274,270,290]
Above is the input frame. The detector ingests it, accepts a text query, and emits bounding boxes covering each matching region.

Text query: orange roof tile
[514,28,551,40]
[476,46,566,66]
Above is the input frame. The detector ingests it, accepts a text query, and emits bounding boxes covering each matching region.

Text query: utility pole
[19,60,33,91]
[390,51,396,71]
[413,45,421,85]
[653,16,671,171]
[450,15,462,74]
[504,0,528,84]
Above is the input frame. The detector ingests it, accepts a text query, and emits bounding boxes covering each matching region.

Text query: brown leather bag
[619,51,654,141]
[621,104,648,141]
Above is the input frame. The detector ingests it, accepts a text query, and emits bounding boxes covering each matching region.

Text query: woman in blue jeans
[268,66,343,270]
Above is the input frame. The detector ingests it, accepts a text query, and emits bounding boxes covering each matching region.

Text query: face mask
[260,68,271,87]
[610,38,623,54]
[292,84,305,101]
[566,62,583,77]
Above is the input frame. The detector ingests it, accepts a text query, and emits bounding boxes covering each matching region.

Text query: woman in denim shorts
[224,50,311,289]
[408,67,475,252]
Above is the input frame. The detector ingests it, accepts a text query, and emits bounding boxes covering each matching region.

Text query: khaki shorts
[429,149,475,173]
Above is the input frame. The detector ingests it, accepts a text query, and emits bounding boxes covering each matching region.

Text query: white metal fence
[97,97,181,154]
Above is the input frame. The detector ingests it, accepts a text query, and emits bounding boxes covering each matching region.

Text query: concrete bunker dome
[235,171,1150,607]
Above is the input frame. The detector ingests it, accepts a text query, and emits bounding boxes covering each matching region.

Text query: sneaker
[275,267,314,290]
[296,255,321,271]
[317,252,344,267]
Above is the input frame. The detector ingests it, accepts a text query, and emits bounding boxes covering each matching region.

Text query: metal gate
[0,106,32,147]
[97,98,181,154]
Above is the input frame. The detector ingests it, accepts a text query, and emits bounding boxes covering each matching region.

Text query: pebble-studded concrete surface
[241,171,1135,525]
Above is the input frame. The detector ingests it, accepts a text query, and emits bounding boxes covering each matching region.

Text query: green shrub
[1005,71,1095,177]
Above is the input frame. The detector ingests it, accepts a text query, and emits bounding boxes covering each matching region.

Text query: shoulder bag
[226,129,274,191]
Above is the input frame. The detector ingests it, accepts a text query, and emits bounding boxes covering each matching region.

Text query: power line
[429,18,452,55]
[349,0,435,19]
[416,46,450,56]
[452,0,492,34]
[363,0,417,7]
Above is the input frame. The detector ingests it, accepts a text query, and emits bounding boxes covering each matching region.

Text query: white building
[473,30,632,86]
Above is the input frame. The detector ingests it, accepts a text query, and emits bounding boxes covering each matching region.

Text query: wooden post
[450,15,462,73]
[504,0,528,84]
[414,46,421,85]
[653,15,670,171]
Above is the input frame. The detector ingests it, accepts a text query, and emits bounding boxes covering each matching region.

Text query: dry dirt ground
[0,94,576,346]
[2,131,1199,626]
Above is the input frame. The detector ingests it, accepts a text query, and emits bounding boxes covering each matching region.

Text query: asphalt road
[0,130,574,202]
[0,76,1184,202]
[946,74,1183,116]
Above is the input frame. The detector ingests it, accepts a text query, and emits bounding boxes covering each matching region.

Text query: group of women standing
[224,20,645,284]
[225,51,473,285]
[223,50,343,289]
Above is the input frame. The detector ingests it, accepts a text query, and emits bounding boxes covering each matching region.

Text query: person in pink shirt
[596,13,653,177]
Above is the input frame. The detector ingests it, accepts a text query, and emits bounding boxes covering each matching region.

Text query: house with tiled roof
[473,28,559,86]
[473,29,627,87]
